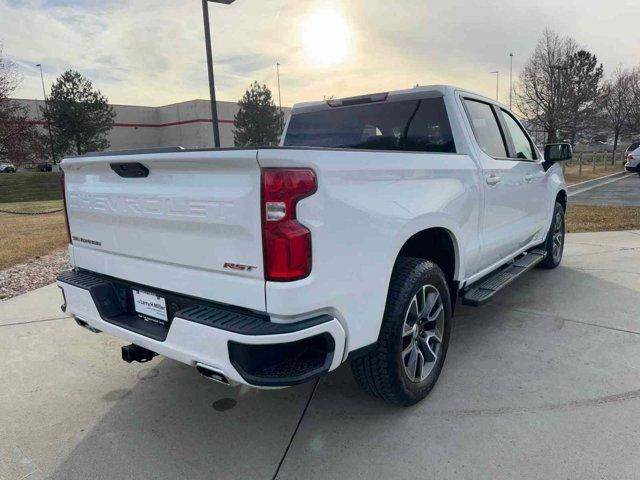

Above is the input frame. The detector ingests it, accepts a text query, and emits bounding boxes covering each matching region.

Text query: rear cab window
[462,98,507,158]
[284,97,456,153]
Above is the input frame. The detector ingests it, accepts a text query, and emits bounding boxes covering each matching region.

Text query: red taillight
[60,170,72,244]
[626,154,634,161]
[261,168,317,281]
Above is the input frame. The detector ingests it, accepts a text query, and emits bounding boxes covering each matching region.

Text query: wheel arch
[393,226,462,313]
[397,227,460,284]
[556,189,567,212]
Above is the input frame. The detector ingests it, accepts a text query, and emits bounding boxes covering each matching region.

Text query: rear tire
[351,257,452,406]
[538,201,565,269]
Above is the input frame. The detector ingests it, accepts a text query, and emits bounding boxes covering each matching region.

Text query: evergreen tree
[233,81,284,147]
[43,70,115,156]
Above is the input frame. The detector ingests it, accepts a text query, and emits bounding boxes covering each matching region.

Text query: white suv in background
[625,142,640,174]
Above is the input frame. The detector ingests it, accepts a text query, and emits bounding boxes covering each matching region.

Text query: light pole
[550,64,569,142]
[36,64,56,165]
[509,53,514,109]
[202,0,236,148]
[276,62,282,115]
[490,71,499,101]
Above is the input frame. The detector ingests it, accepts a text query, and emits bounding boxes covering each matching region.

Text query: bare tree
[0,45,20,99]
[515,29,602,144]
[600,67,635,158]
[628,67,640,136]
[515,29,576,142]
[0,44,46,165]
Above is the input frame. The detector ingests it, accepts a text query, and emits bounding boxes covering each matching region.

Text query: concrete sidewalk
[2,231,640,480]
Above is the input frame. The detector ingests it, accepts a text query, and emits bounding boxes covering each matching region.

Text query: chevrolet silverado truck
[57,85,571,405]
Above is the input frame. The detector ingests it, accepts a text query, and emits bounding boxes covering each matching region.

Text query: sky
[2,0,640,107]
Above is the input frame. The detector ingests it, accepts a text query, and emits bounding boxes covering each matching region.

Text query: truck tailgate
[62,149,265,311]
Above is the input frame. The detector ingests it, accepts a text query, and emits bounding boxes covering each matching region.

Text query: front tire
[538,201,565,269]
[351,257,452,406]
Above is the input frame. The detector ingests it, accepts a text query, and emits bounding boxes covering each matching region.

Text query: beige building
[17,98,290,153]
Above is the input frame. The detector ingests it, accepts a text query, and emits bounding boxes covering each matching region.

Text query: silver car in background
[0,162,17,173]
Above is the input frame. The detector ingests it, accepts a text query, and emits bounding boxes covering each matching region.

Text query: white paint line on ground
[568,170,626,189]
[568,173,630,197]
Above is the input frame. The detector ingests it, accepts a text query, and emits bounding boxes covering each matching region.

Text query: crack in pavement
[568,240,633,246]
[436,388,640,418]
[321,387,640,421]
[0,316,69,328]
[569,240,639,247]
[272,377,320,480]
[573,267,640,276]
[508,306,640,336]
[566,239,640,249]
[564,245,640,258]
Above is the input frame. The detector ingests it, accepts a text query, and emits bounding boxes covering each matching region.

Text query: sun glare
[302,9,351,68]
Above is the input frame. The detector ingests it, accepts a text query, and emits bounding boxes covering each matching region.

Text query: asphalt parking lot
[570,172,640,205]
[2,230,640,480]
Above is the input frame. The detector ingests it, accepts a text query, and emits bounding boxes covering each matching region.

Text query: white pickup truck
[57,85,570,405]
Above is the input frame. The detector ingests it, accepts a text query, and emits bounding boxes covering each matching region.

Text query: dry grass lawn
[0,200,68,270]
[566,204,640,233]
[0,199,64,214]
[562,161,626,185]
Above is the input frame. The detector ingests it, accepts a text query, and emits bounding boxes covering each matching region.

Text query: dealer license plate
[132,289,168,323]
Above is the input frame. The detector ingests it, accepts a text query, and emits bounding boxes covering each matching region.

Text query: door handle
[525,174,534,182]
[486,175,501,186]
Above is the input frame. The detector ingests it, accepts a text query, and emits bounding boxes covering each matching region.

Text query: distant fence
[561,151,628,179]
[564,150,626,167]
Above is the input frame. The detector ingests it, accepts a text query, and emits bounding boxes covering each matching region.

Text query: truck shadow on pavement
[47,265,640,480]
[46,357,319,480]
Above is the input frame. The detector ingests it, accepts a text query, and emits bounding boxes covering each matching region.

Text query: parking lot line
[568,172,630,197]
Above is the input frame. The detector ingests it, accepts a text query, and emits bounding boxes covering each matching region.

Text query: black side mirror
[544,143,572,162]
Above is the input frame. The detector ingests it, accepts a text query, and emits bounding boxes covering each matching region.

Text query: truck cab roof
[291,85,505,115]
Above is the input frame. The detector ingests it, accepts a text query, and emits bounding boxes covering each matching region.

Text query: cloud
[2,0,640,107]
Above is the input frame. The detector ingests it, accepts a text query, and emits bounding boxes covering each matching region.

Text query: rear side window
[501,109,536,160]
[463,99,507,158]
[284,98,456,153]
[628,142,640,152]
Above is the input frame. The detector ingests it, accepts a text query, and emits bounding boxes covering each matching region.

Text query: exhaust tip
[196,363,230,385]
[74,317,101,333]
